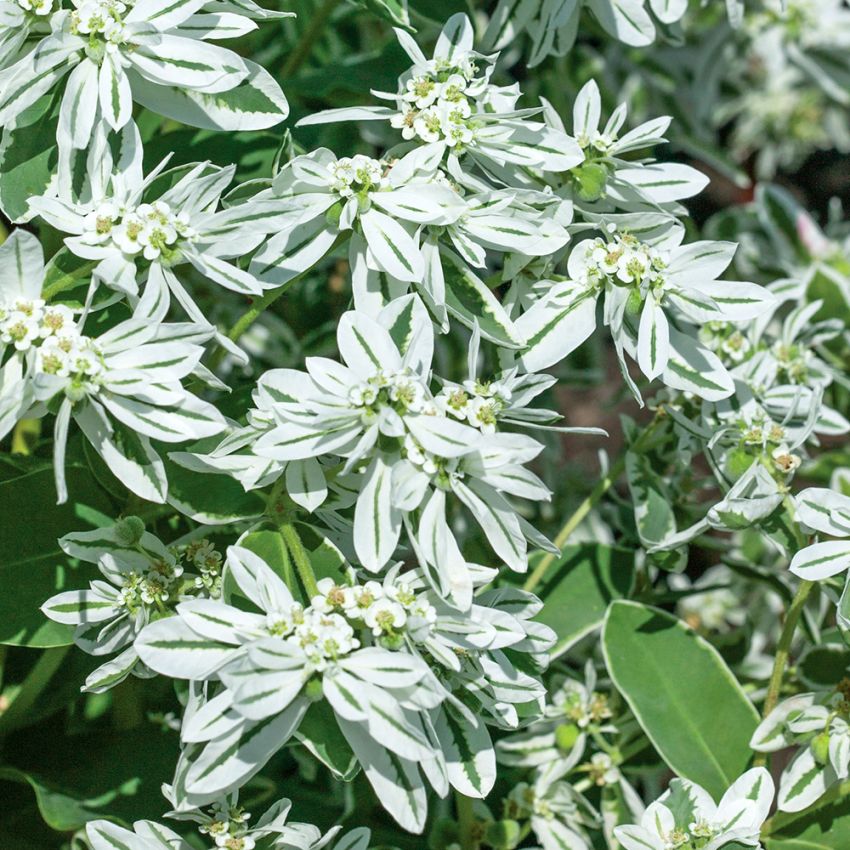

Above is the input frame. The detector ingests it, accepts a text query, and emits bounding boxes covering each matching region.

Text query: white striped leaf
[354,455,402,572]
[435,705,496,798]
[790,541,850,580]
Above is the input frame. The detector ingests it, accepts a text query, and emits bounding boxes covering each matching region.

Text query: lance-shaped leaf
[602,600,759,798]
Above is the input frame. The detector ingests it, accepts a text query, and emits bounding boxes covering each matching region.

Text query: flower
[614,769,774,850]
[40,518,215,692]
[0,229,225,502]
[0,0,289,172]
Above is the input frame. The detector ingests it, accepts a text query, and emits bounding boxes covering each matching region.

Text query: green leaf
[0,92,59,222]
[602,600,759,798]
[799,644,850,689]
[533,544,634,657]
[766,795,850,849]
[755,184,811,265]
[295,700,360,781]
[239,528,298,597]
[0,464,115,646]
[164,458,265,524]
[0,730,180,832]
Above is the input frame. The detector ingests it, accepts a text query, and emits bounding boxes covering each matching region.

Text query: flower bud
[572,162,608,201]
[625,288,643,316]
[114,516,145,546]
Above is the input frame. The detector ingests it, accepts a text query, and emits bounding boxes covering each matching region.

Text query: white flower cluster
[0,296,75,353]
[85,796,368,850]
[41,519,223,692]
[615,769,774,850]
[133,545,553,831]
[83,199,197,261]
[390,52,485,148]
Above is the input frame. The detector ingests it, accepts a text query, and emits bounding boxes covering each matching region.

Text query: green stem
[753,578,814,766]
[280,521,320,599]
[456,790,478,850]
[0,646,70,736]
[753,498,813,765]
[42,261,97,301]
[523,412,665,593]
[281,0,342,78]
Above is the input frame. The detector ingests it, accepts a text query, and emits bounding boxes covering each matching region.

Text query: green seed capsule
[812,731,831,765]
[555,722,580,751]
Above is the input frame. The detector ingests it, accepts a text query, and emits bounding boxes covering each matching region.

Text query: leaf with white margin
[750,693,816,753]
[86,821,152,850]
[336,716,428,833]
[588,0,654,44]
[662,326,733,402]
[0,229,45,299]
[84,646,140,694]
[76,400,168,503]
[454,478,527,573]
[339,646,430,690]
[613,162,708,202]
[379,294,434,375]
[795,488,850,536]
[636,291,669,380]
[359,208,424,283]
[442,249,525,348]
[686,280,775,320]
[128,59,288,131]
[354,455,402,572]
[286,457,328,513]
[58,59,98,149]
[406,414,480,458]
[435,12,474,61]
[517,287,599,372]
[185,698,309,799]
[790,541,850,581]
[338,309,403,375]
[434,705,496,798]
[777,745,837,812]
[666,240,737,284]
[134,615,236,679]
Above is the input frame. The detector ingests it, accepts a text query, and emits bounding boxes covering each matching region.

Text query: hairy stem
[280,521,320,599]
[281,0,342,78]
[523,411,665,594]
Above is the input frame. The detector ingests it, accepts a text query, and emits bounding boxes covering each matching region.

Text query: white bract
[135,545,553,832]
[614,769,774,850]
[41,519,225,691]
[751,685,850,812]
[0,0,289,164]
[298,14,585,181]
[484,0,688,66]
[0,229,225,501]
